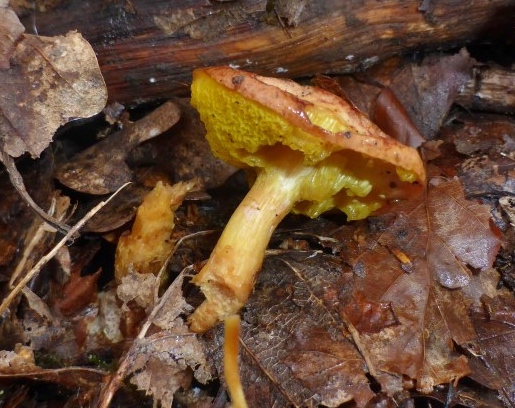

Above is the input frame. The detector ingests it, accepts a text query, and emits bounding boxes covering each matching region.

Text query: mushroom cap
[191,66,426,220]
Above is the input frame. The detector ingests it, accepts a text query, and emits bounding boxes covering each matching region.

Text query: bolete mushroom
[188,66,426,333]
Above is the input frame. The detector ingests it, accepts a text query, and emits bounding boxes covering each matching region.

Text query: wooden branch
[457,66,515,114]
[19,0,515,103]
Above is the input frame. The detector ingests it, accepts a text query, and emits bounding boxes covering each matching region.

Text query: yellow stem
[188,166,303,333]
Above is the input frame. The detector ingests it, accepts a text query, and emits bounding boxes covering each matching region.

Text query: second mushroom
[188,67,426,333]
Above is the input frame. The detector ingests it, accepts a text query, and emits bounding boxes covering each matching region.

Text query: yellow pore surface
[191,72,420,220]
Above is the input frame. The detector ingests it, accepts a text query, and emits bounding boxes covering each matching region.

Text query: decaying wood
[16,0,515,103]
[457,66,515,114]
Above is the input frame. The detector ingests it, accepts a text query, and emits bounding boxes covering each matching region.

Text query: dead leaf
[117,271,160,311]
[373,87,426,148]
[388,49,473,139]
[380,177,501,286]
[470,294,515,407]
[342,177,500,393]
[128,326,210,408]
[0,29,107,158]
[55,268,100,316]
[128,99,237,190]
[20,287,54,321]
[315,50,473,141]
[56,101,181,195]
[0,4,25,69]
[82,183,151,233]
[98,272,212,408]
[342,291,398,334]
[0,363,106,391]
[435,113,515,198]
[231,253,374,408]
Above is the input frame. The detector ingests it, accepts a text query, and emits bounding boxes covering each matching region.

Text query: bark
[17,0,515,103]
[457,66,515,114]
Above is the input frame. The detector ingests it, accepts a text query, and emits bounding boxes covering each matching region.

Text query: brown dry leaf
[56,101,181,195]
[233,253,374,408]
[388,49,473,140]
[469,293,515,407]
[126,99,237,191]
[316,50,473,142]
[55,268,101,316]
[345,177,501,393]
[128,326,210,408]
[0,20,107,158]
[117,271,160,311]
[0,3,24,69]
[112,273,212,408]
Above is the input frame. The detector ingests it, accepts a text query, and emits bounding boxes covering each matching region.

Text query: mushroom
[188,66,426,333]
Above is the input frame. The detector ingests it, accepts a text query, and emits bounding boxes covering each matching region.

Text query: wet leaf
[236,253,374,407]
[0,28,107,158]
[380,177,501,286]
[344,177,500,393]
[373,87,426,148]
[470,294,515,407]
[342,291,398,334]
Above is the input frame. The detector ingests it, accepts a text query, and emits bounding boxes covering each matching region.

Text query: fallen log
[17,0,515,103]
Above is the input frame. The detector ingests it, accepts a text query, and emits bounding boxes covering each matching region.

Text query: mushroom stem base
[188,168,301,333]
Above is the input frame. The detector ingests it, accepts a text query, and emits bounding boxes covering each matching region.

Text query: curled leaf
[0,30,107,158]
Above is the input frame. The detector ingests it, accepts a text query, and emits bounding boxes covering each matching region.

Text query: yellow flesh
[191,72,417,221]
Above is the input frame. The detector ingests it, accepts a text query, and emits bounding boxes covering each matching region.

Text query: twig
[0,150,72,234]
[9,198,60,287]
[0,183,131,317]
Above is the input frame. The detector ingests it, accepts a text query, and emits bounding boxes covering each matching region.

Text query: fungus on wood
[188,66,426,333]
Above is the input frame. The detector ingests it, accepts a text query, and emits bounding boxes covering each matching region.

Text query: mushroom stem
[188,165,303,333]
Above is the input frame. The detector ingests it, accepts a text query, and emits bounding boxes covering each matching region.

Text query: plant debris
[56,101,182,195]
[0,7,513,407]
